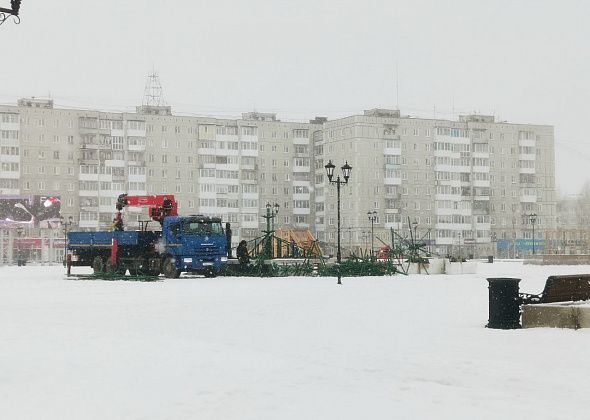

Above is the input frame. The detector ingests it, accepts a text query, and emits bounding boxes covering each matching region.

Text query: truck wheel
[204,269,217,278]
[92,256,105,274]
[163,257,180,278]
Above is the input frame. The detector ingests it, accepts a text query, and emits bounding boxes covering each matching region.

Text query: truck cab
[161,215,227,278]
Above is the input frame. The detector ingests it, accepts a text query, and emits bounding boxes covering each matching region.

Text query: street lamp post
[60,215,73,266]
[0,0,21,26]
[325,160,352,285]
[362,231,369,254]
[411,220,418,242]
[263,202,280,258]
[529,213,538,255]
[266,203,281,232]
[367,210,377,259]
[491,231,497,259]
[265,202,280,232]
[16,226,24,266]
[512,218,517,258]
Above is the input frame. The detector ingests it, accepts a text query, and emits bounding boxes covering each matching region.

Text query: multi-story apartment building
[315,109,556,257]
[0,98,555,259]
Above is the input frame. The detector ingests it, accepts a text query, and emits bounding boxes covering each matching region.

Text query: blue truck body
[68,215,227,277]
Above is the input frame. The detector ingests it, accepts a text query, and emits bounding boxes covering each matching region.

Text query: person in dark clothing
[112,212,124,231]
[225,223,233,258]
[236,240,250,269]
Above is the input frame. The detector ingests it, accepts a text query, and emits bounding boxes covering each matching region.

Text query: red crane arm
[116,194,177,223]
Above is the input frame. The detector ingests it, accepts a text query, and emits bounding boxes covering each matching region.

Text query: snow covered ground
[1,261,589,420]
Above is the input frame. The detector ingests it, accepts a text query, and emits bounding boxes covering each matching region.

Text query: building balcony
[435,208,472,216]
[435,193,461,200]
[433,149,460,158]
[0,171,19,179]
[435,222,472,231]
[127,129,146,137]
[385,163,401,170]
[384,177,402,185]
[472,152,490,159]
[293,137,309,145]
[240,163,257,171]
[79,190,99,196]
[104,159,126,167]
[519,167,536,175]
[240,149,258,157]
[0,187,19,195]
[79,173,100,181]
[0,138,19,147]
[383,132,399,139]
[473,180,490,188]
[384,222,403,230]
[0,122,20,131]
[127,173,145,182]
[78,158,100,165]
[472,207,490,215]
[518,138,536,147]
[292,193,311,201]
[473,195,490,201]
[293,166,310,173]
[128,160,146,166]
[520,195,537,203]
[293,207,311,215]
[384,147,402,155]
[519,153,536,161]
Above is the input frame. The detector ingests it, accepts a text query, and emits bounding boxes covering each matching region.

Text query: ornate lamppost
[367,210,377,259]
[325,160,352,285]
[529,213,537,255]
[268,202,280,231]
[262,202,280,258]
[0,0,21,26]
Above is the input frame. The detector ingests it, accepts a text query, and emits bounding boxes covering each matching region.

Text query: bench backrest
[541,274,590,303]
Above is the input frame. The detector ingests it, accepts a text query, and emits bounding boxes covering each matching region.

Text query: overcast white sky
[1,0,588,195]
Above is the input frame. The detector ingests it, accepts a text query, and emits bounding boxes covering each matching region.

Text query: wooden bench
[520,274,590,304]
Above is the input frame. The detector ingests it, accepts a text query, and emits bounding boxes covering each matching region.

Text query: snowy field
[1,261,589,420]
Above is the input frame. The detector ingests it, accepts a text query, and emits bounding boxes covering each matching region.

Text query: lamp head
[324,160,335,181]
[341,161,352,182]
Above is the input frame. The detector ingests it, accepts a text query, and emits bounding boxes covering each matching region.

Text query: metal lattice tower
[142,71,165,107]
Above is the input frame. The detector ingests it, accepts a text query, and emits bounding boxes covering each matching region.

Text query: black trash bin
[486,277,521,329]
[488,256,494,263]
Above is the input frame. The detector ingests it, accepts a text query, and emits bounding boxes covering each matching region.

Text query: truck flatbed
[68,230,161,247]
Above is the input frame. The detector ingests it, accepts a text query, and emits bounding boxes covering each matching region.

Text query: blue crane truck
[67,195,228,278]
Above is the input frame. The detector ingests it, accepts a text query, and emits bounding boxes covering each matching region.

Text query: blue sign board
[496,239,545,251]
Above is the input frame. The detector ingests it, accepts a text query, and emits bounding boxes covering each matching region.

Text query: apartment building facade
[0,99,555,257]
[315,109,556,257]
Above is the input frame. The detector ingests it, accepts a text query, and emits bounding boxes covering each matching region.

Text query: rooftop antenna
[142,69,165,107]
[395,62,399,110]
